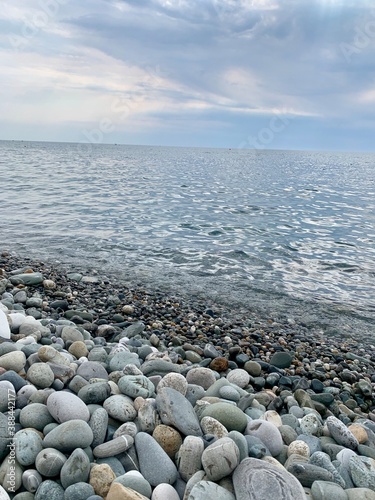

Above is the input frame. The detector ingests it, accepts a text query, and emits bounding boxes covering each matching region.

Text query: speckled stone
[348,424,368,444]
[201,437,240,481]
[350,456,375,490]
[185,367,216,390]
[0,351,26,372]
[157,373,188,395]
[287,440,310,459]
[68,341,89,359]
[89,464,116,498]
[176,435,204,481]
[200,403,247,433]
[34,480,65,500]
[300,414,323,437]
[326,416,359,450]
[64,482,95,500]
[201,416,229,439]
[103,395,137,422]
[233,458,307,500]
[26,363,55,388]
[89,407,109,448]
[14,429,43,466]
[47,391,90,423]
[226,369,250,389]
[152,425,183,459]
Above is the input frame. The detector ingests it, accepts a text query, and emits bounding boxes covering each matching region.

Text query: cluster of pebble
[1,252,375,500]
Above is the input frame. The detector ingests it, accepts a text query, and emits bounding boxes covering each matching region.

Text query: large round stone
[233,458,307,499]
[47,391,90,423]
[103,395,137,422]
[245,420,283,456]
[201,437,240,481]
[42,420,93,452]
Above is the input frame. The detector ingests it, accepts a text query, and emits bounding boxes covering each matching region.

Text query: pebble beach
[1,250,375,500]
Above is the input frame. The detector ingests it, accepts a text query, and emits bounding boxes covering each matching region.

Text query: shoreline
[1,250,375,498]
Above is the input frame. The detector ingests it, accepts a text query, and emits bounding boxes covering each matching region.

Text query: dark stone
[269,352,293,369]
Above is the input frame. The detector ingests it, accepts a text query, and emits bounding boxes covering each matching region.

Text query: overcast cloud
[0,0,374,150]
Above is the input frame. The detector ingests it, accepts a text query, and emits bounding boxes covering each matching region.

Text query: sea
[1,140,374,339]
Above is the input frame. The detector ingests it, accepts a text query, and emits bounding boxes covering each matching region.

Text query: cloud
[0,0,374,149]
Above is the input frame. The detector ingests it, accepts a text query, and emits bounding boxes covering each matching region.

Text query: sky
[0,0,375,151]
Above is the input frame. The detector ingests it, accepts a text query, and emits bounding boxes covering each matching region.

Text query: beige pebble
[122,305,135,315]
[348,423,368,444]
[107,483,148,500]
[43,279,56,289]
[201,416,228,439]
[152,424,183,459]
[89,463,116,498]
[262,410,282,427]
[287,440,310,459]
[68,341,89,358]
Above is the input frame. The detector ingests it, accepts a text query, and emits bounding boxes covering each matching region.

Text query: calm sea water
[1,141,374,337]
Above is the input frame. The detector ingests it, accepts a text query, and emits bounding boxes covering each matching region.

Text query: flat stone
[103,395,137,422]
[188,480,235,500]
[89,407,109,448]
[35,448,67,477]
[60,448,90,489]
[42,420,93,452]
[201,437,240,481]
[156,387,202,436]
[141,359,182,378]
[38,346,71,366]
[47,391,90,423]
[200,403,247,433]
[233,458,307,499]
[10,273,44,286]
[245,420,283,457]
[270,352,293,369]
[135,432,178,486]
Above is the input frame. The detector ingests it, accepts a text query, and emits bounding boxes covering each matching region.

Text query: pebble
[156,387,202,436]
[245,420,284,456]
[188,480,236,500]
[201,437,240,481]
[326,416,359,450]
[233,458,307,499]
[42,420,93,452]
[2,256,375,500]
[135,432,178,486]
[200,402,247,433]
